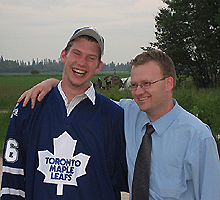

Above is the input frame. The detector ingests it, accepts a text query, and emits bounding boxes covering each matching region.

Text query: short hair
[64,35,101,60]
[130,50,176,86]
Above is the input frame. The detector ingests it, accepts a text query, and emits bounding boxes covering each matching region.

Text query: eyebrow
[72,49,98,58]
[131,80,151,84]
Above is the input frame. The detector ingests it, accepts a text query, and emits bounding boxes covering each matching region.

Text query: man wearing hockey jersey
[1,27,128,199]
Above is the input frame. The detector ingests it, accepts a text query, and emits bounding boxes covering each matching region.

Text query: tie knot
[146,123,155,135]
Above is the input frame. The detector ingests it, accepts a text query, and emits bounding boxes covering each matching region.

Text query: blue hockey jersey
[1,87,128,199]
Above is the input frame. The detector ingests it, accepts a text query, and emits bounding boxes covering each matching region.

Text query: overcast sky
[0,0,166,64]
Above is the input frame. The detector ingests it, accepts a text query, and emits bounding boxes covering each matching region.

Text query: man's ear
[60,50,66,63]
[95,61,103,73]
[166,76,174,91]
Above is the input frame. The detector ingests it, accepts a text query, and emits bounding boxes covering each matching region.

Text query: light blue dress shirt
[118,98,220,200]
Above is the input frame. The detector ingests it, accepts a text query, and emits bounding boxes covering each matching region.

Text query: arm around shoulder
[17,78,60,109]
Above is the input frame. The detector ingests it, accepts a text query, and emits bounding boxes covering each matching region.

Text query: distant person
[17,50,220,199]
[93,78,102,89]
[104,76,112,90]
[1,27,128,199]
[97,78,102,88]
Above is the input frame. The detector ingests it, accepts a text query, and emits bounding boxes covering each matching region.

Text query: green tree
[144,0,220,88]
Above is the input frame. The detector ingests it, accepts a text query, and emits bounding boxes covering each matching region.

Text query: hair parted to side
[130,50,176,86]
[64,35,102,60]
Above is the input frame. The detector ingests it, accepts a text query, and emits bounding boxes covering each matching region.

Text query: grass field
[0,73,219,155]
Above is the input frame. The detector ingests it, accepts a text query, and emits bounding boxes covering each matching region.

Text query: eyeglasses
[131,77,169,91]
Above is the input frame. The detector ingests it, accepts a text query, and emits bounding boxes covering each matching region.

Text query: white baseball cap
[69,26,104,56]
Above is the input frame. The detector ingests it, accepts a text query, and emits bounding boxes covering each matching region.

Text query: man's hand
[17,78,60,109]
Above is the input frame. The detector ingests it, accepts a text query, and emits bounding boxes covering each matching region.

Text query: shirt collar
[85,83,96,105]
[58,81,96,105]
[140,113,150,132]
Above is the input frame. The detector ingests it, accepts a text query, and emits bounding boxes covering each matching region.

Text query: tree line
[0,56,131,74]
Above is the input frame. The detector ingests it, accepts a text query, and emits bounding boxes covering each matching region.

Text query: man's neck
[148,99,175,122]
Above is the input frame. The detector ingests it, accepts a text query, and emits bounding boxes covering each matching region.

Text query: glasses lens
[131,84,137,91]
[143,82,151,89]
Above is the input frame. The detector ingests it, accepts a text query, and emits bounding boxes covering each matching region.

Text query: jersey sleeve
[1,103,27,199]
[111,107,129,194]
[115,119,129,193]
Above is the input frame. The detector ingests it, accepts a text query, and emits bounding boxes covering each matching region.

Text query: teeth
[139,97,149,101]
[73,69,86,75]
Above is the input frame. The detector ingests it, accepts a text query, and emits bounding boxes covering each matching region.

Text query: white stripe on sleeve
[2,166,24,175]
[1,187,25,198]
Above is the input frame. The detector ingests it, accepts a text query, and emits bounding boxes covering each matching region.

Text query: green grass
[0,112,11,152]
[0,73,219,156]
[0,74,63,86]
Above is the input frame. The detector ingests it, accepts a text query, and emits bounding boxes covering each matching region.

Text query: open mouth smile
[72,69,86,75]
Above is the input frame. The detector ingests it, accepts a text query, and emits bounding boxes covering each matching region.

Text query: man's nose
[77,56,86,66]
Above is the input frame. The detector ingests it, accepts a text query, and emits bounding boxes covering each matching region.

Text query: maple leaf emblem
[37,131,90,195]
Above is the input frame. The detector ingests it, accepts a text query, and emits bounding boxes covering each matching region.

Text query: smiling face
[131,61,174,122]
[60,37,103,97]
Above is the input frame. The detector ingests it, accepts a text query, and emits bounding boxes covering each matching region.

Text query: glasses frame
[131,77,169,91]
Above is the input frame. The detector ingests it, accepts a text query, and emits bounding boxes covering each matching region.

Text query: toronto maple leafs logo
[37,131,90,195]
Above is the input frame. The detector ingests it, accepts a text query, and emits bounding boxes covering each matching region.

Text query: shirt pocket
[150,159,186,199]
